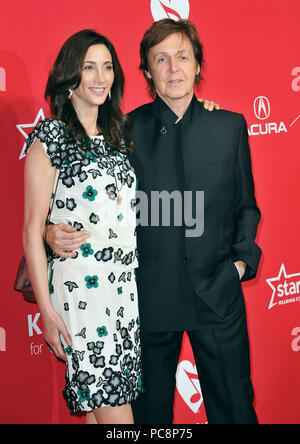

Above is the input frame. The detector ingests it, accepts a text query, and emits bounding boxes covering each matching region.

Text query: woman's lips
[89,87,106,94]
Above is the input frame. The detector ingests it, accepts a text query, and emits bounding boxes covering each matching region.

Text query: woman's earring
[108,90,112,101]
[68,89,73,99]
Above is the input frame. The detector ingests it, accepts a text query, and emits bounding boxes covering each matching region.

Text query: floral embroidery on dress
[26,118,138,270]
[26,119,143,414]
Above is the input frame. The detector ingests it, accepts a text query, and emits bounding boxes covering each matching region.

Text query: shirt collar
[152,94,200,127]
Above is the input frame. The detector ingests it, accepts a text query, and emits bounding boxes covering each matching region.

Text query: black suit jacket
[129,95,261,330]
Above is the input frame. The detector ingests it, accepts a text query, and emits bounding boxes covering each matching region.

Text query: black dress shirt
[131,96,197,331]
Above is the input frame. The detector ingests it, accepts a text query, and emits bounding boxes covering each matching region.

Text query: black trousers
[133,291,258,425]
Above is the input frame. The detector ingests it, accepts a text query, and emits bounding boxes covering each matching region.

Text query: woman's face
[72,44,114,109]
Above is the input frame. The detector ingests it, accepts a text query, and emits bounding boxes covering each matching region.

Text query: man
[46,19,261,424]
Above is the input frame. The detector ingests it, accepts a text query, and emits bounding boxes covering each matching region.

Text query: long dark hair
[45,29,132,153]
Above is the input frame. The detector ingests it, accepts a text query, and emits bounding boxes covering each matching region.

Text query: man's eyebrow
[153,49,190,57]
[154,52,168,57]
[176,49,190,55]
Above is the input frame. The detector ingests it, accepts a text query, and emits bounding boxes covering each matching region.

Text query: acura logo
[248,95,288,136]
[254,96,271,120]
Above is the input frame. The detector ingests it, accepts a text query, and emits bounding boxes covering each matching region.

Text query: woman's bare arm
[23,139,72,360]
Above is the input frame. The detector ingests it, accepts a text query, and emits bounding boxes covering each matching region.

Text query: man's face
[146,32,200,106]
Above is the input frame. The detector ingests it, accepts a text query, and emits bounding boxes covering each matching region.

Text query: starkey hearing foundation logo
[291,67,300,92]
[17,108,45,159]
[151,0,190,22]
[266,264,300,310]
[0,67,6,92]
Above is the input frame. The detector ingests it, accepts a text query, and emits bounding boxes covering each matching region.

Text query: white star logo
[266,264,300,310]
[16,108,45,159]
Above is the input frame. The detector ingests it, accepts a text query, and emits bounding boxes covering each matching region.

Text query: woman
[23,30,143,424]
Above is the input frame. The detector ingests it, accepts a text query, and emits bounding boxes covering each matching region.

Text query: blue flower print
[85,275,99,289]
[77,387,91,403]
[97,326,108,338]
[80,243,94,258]
[83,185,98,201]
[64,345,73,356]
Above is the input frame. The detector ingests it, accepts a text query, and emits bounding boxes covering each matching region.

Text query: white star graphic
[266,264,300,310]
[16,108,45,159]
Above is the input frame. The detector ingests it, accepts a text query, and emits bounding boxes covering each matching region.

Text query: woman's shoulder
[25,118,67,167]
[32,117,65,139]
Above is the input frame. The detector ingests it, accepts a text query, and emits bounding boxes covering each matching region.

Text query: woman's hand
[198,98,220,111]
[41,308,72,362]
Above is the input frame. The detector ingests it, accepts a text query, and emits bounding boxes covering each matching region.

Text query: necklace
[116,193,122,206]
[114,152,124,206]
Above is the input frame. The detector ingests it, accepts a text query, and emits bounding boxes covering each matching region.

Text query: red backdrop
[1,0,299,424]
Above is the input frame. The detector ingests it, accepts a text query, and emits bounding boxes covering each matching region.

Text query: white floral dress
[26,118,143,413]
